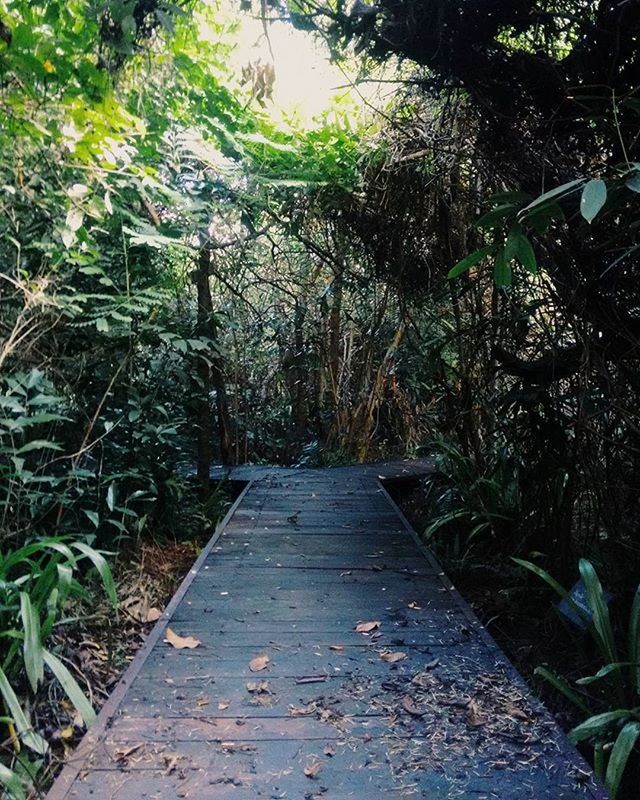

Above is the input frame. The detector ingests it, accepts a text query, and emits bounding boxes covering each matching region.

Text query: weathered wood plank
[46,464,605,800]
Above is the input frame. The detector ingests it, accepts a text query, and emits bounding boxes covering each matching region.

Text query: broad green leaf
[83,509,100,528]
[475,204,515,230]
[65,207,84,232]
[448,245,495,279]
[0,763,26,800]
[20,593,44,692]
[43,650,96,726]
[70,542,117,606]
[503,227,538,273]
[493,249,512,287]
[519,178,584,215]
[605,721,640,798]
[625,172,640,193]
[629,584,640,693]
[580,179,607,223]
[579,559,618,667]
[15,440,63,454]
[569,710,630,743]
[576,662,632,686]
[106,483,116,512]
[534,666,591,715]
[0,666,48,755]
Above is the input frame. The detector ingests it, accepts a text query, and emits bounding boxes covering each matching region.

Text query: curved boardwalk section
[47,465,605,799]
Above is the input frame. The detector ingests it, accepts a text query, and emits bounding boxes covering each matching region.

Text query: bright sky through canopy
[200,0,384,127]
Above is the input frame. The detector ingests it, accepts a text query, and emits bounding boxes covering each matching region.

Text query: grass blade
[70,542,117,606]
[0,666,47,755]
[605,721,640,799]
[0,763,26,800]
[43,650,96,726]
[569,710,630,744]
[534,666,591,715]
[19,593,44,693]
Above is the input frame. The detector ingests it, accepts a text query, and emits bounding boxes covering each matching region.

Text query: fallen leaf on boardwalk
[163,752,181,775]
[402,696,425,717]
[114,743,144,763]
[246,680,270,693]
[466,699,487,727]
[304,760,323,779]
[324,744,336,757]
[195,696,209,707]
[290,704,315,716]
[505,702,530,722]
[249,654,270,672]
[381,651,407,663]
[164,628,201,649]
[340,571,352,577]
[329,645,344,651]
[217,701,230,710]
[355,620,380,634]
[407,602,422,610]
[146,607,162,622]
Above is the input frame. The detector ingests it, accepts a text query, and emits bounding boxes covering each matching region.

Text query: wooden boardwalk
[47,464,606,799]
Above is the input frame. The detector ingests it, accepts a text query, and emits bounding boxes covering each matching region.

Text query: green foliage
[517,559,640,798]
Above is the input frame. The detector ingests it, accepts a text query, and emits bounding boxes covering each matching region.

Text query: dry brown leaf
[114,743,144,762]
[381,651,407,663]
[304,760,323,779]
[146,607,162,622]
[217,701,230,710]
[466,699,487,727]
[289,704,315,717]
[195,696,209,707]
[355,620,380,634]
[402,696,425,717]
[249,654,270,672]
[164,628,201,650]
[246,680,270,694]
[329,645,344,652]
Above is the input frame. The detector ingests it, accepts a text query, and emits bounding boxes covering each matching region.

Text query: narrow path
[48,465,605,799]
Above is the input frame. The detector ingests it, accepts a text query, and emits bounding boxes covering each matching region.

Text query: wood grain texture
[46,463,606,799]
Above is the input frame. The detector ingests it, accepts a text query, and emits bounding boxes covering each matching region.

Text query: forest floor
[37,539,201,789]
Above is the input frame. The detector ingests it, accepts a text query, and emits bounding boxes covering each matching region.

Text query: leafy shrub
[516,558,640,798]
[0,537,116,796]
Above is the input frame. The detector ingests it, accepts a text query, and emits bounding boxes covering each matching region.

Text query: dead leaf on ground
[249,654,270,672]
[146,607,162,622]
[329,645,344,652]
[402,696,425,717]
[466,699,487,727]
[408,602,422,610]
[304,760,323,779]
[164,628,201,649]
[355,620,380,634]
[195,696,209,707]
[114,743,144,763]
[246,680,270,694]
[163,752,181,775]
[381,651,407,663]
[324,744,336,757]
[289,704,315,717]
[217,701,230,710]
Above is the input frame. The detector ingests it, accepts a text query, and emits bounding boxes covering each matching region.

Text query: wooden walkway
[47,464,605,799]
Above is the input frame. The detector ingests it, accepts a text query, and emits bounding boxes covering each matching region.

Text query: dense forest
[1,0,640,797]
